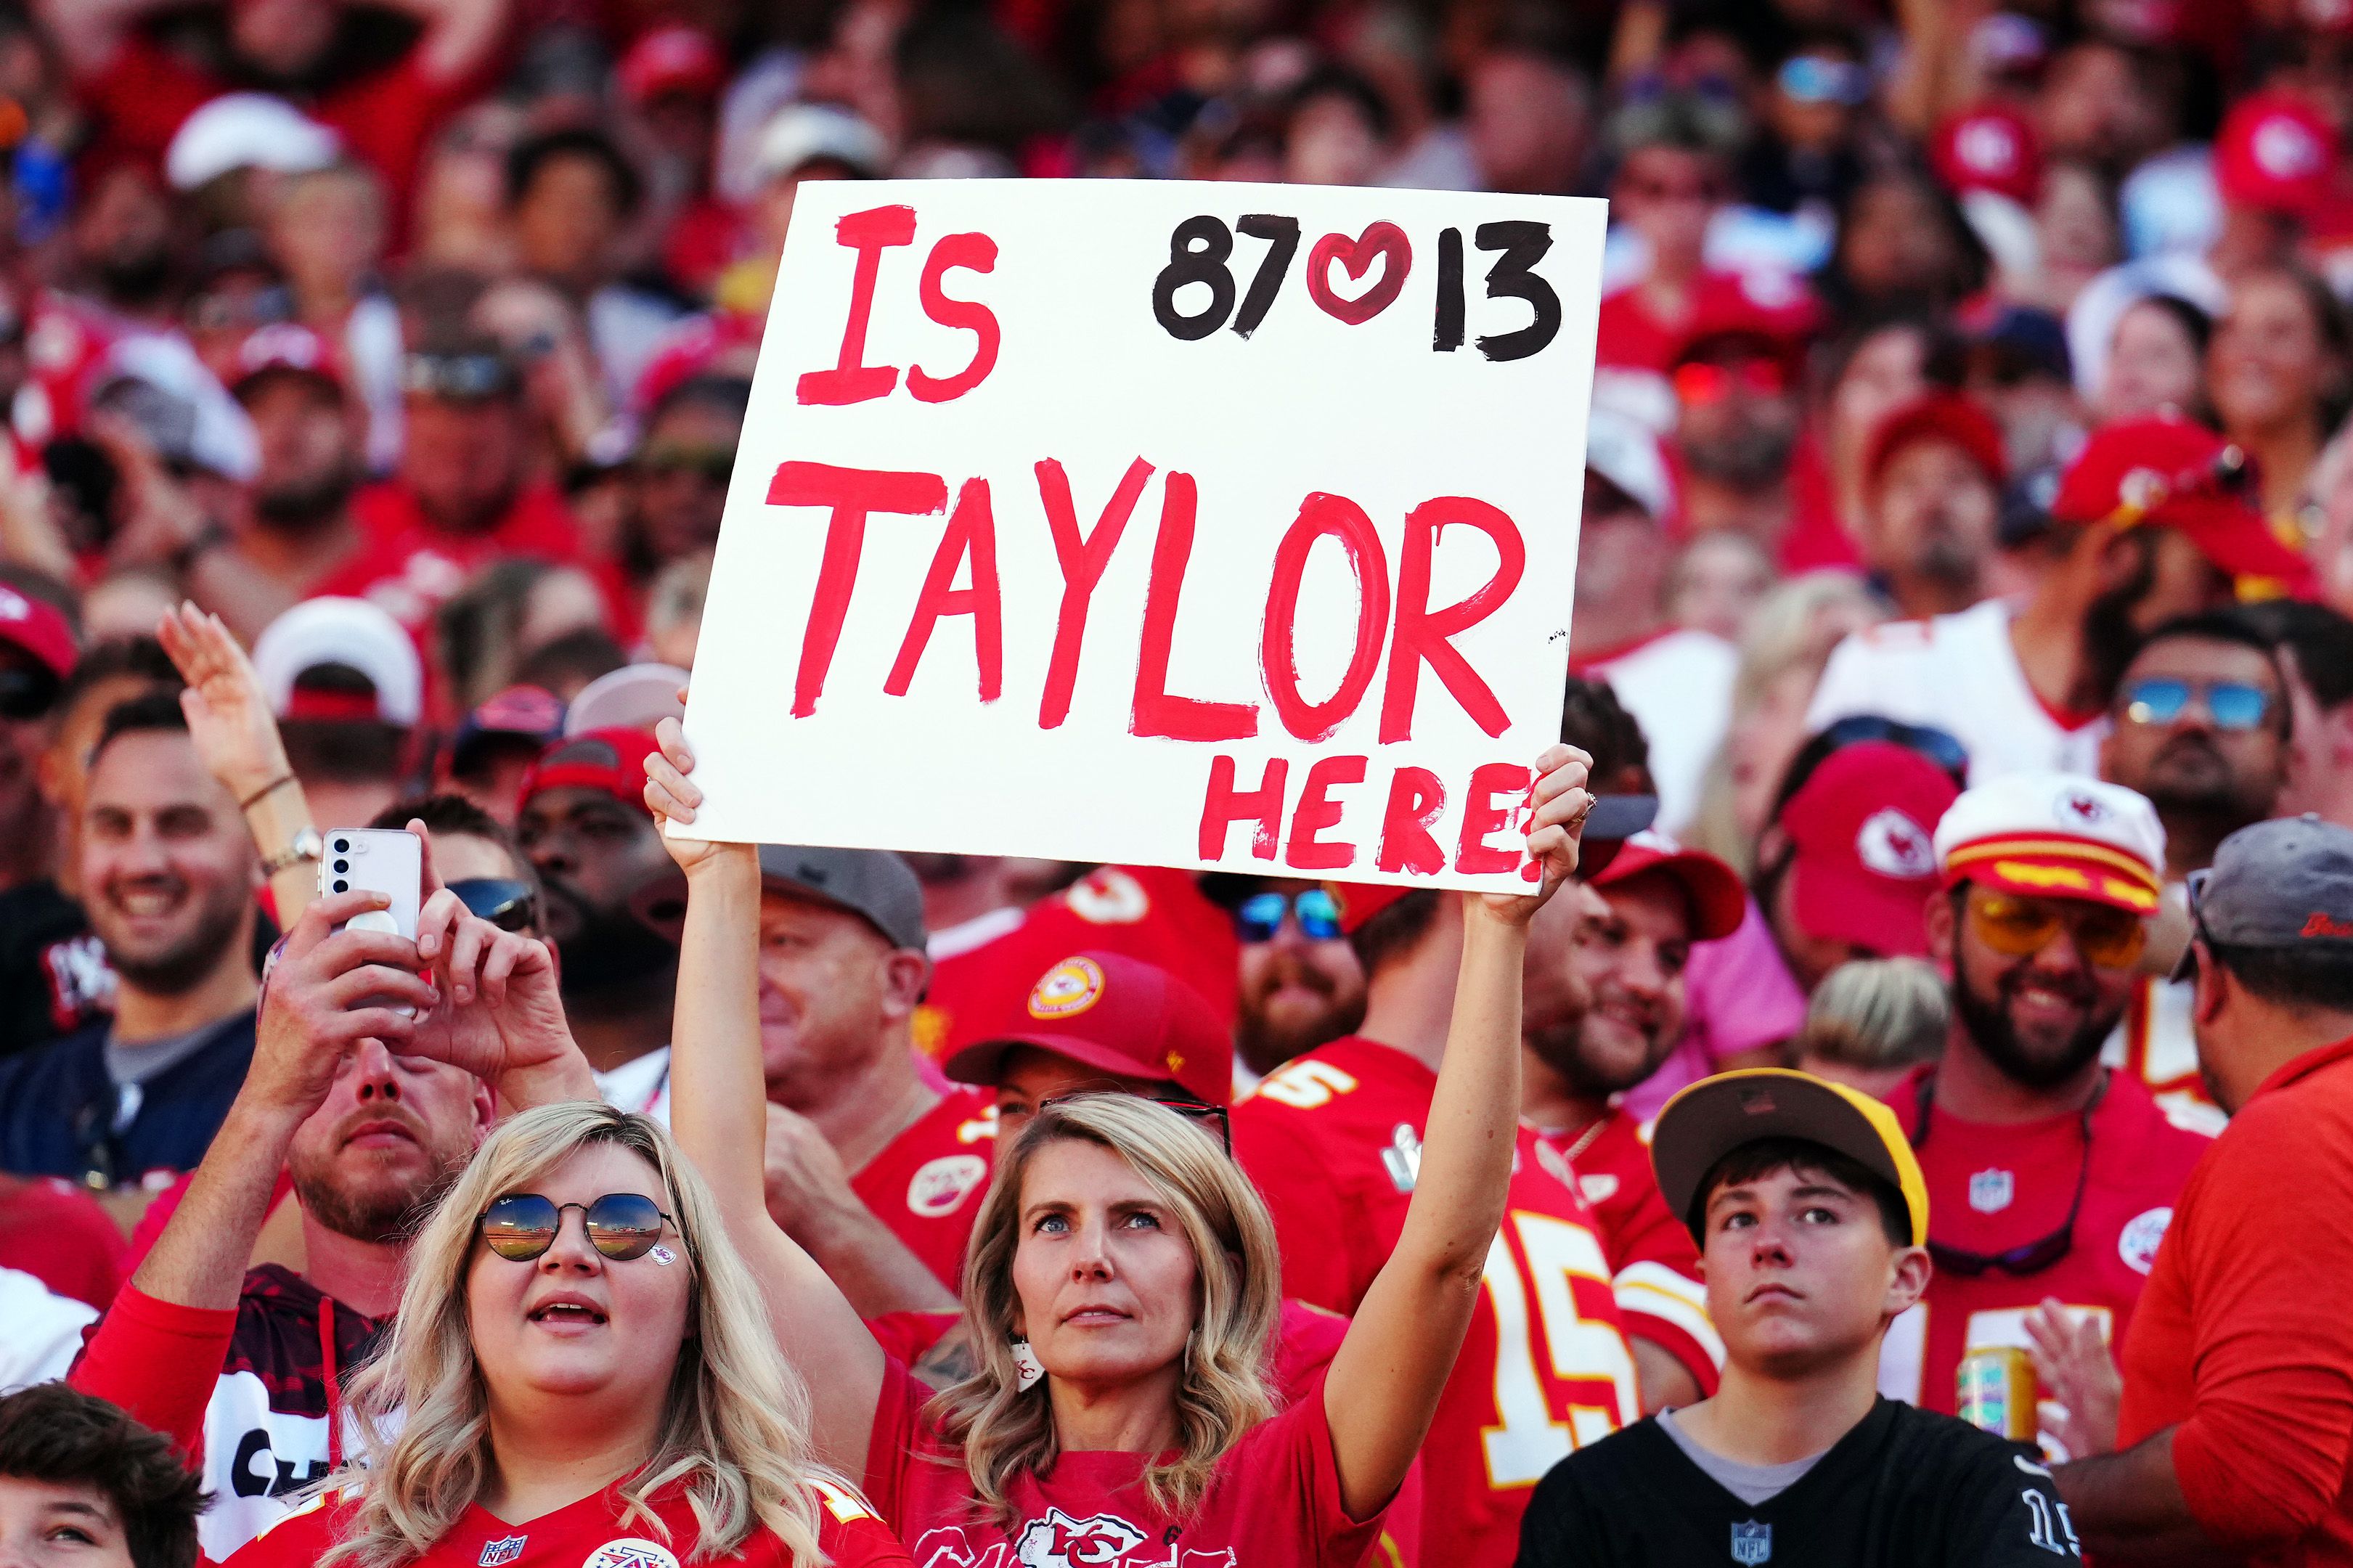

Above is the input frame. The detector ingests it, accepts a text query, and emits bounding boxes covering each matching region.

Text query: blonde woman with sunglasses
[643,719,1594,1563]
[222,1101,911,1568]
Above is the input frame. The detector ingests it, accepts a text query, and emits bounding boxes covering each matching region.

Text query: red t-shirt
[1233,1037,1639,1568]
[1533,1111,1721,1397]
[849,1086,997,1293]
[317,480,595,640]
[2119,1035,2353,1560]
[1593,270,1818,374]
[863,1357,1385,1568]
[0,1174,127,1309]
[1878,1066,2211,1439]
[224,1474,909,1568]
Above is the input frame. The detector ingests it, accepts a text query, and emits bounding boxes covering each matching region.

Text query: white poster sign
[684,179,1606,891]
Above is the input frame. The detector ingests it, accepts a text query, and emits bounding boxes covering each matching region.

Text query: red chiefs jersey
[1234,1037,1639,1568]
[867,1359,1384,1568]
[851,1086,997,1292]
[1533,1111,1721,1397]
[1877,1066,2211,1450]
[224,1475,908,1568]
[2102,975,2228,1136]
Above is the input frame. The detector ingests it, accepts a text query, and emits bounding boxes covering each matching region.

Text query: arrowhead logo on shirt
[1968,1169,2015,1214]
[1017,1508,1147,1567]
[908,1154,989,1217]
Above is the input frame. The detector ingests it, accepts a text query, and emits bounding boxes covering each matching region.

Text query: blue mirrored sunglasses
[2121,677,2271,732]
[1235,889,1343,944]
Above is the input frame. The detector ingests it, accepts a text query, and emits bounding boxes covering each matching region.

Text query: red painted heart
[1305,222,1412,324]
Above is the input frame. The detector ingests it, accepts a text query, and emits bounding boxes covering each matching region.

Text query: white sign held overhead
[684,179,1607,892]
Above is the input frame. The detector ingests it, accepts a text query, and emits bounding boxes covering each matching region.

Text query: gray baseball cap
[756,844,927,952]
[2172,814,2353,980]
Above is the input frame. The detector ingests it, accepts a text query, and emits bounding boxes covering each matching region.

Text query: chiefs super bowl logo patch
[1029,957,1107,1020]
[582,1540,681,1568]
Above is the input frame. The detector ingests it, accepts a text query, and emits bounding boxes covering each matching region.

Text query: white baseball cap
[251,598,423,727]
[1583,407,1672,523]
[165,94,343,191]
[563,662,688,738]
[1933,772,2166,914]
[751,104,886,184]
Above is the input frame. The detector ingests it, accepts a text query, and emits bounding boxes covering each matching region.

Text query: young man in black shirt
[1517,1069,2082,1567]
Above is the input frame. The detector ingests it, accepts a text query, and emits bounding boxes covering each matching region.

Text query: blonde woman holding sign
[641,717,1593,1561]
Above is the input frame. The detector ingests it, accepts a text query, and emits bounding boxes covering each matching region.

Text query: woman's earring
[1011,1338,1045,1392]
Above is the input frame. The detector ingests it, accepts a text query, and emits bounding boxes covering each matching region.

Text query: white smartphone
[318,829,424,1016]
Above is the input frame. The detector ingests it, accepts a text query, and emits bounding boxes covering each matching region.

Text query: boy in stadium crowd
[0,1383,205,1568]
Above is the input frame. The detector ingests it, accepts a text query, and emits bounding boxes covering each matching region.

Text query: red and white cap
[1777,743,1960,957]
[2052,415,2314,589]
[943,950,1234,1108]
[1933,773,2166,915]
[230,322,346,400]
[1932,105,2042,205]
[250,597,421,725]
[0,583,75,681]
[2214,89,2336,219]
[1590,830,1748,942]
[617,25,727,104]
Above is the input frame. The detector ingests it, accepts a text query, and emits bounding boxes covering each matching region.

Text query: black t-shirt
[1517,1397,2083,1568]
[0,880,112,1061]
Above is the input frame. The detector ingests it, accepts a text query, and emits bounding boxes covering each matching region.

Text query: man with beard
[176,326,365,642]
[70,861,591,1563]
[1672,326,1806,547]
[2095,613,2289,1132]
[1810,415,2313,782]
[1521,838,1748,1413]
[1858,393,2007,621]
[1873,773,2211,1438]
[1230,878,1365,1087]
[513,727,679,1098]
[0,694,258,1189]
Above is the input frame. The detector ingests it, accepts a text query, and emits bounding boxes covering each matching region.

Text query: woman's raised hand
[643,706,752,876]
[1475,743,1594,926]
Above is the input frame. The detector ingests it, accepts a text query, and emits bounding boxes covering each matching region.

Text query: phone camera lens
[333,859,349,873]
[333,838,349,853]
[333,879,348,893]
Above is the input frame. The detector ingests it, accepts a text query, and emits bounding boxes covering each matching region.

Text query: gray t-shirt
[105,1022,229,1088]
[1656,1406,1832,1506]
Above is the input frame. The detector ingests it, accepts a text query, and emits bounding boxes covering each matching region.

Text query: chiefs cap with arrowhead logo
[1776,741,1961,958]
[1933,772,2166,915]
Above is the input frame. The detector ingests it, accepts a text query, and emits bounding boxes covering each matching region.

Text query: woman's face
[465,1143,692,1413]
[1011,1139,1201,1389]
[2210,274,2333,437]
[2102,301,2203,425]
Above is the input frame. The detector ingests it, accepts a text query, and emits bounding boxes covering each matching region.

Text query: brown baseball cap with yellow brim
[1651,1069,1929,1248]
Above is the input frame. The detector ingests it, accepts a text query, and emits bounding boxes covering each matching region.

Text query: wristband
[240,775,297,812]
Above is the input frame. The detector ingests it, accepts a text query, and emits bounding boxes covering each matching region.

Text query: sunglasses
[1672,359,1785,408]
[1967,890,2148,971]
[638,446,736,486]
[2120,677,2272,732]
[1912,1073,2095,1278]
[450,877,537,933]
[403,353,515,401]
[1235,889,1342,944]
[1037,1093,1233,1154]
[0,663,60,721]
[478,1191,674,1261]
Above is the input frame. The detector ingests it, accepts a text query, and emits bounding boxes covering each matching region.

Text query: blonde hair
[319,1102,845,1568]
[1686,570,1889,873]
[1795,957,1949,1071]
[928,1095,1281,1522]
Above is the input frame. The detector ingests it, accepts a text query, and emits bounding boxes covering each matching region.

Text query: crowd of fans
[4,0,2353,1563]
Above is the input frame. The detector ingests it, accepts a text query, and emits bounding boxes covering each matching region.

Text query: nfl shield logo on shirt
[1730,1520,1772,1564]
[478,1539,525,1567]
[1968,1168,2015,1214]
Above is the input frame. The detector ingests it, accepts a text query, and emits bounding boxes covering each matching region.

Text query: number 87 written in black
[1149,213,1563,363]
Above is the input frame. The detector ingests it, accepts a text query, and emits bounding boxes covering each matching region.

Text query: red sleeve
[860,1357,934,1537]
[1231,1111,1357,1314]
[74,36,216,163]
[1253,1368,1392,1566]
[865,1311,958,1367]
[1602,1180,1721,1397]
[816,1507,916,1568]
[67,1283,235,1463]
[2167,1098,2353,1551]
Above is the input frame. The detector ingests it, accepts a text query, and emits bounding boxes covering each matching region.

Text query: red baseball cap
[1591,832,1748,942]
[943,950,1234,1108]
[518,726,661,812]
[2052,416,2314,589]
[618,25,727,105]
[1866,392,2007,491]
[0,581,76,682]
[1777,742,1960,957]
[2214,90,2336,219]
[1326,881,1413,935]
[1932,106,2042,205]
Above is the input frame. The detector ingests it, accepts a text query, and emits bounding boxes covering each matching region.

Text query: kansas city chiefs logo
[2058,791,2108,827]
[1016,1509,1149,1568]
[1855,809,1934,879]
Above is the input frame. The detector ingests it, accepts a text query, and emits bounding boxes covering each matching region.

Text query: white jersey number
[1480,1212,1640,1487]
